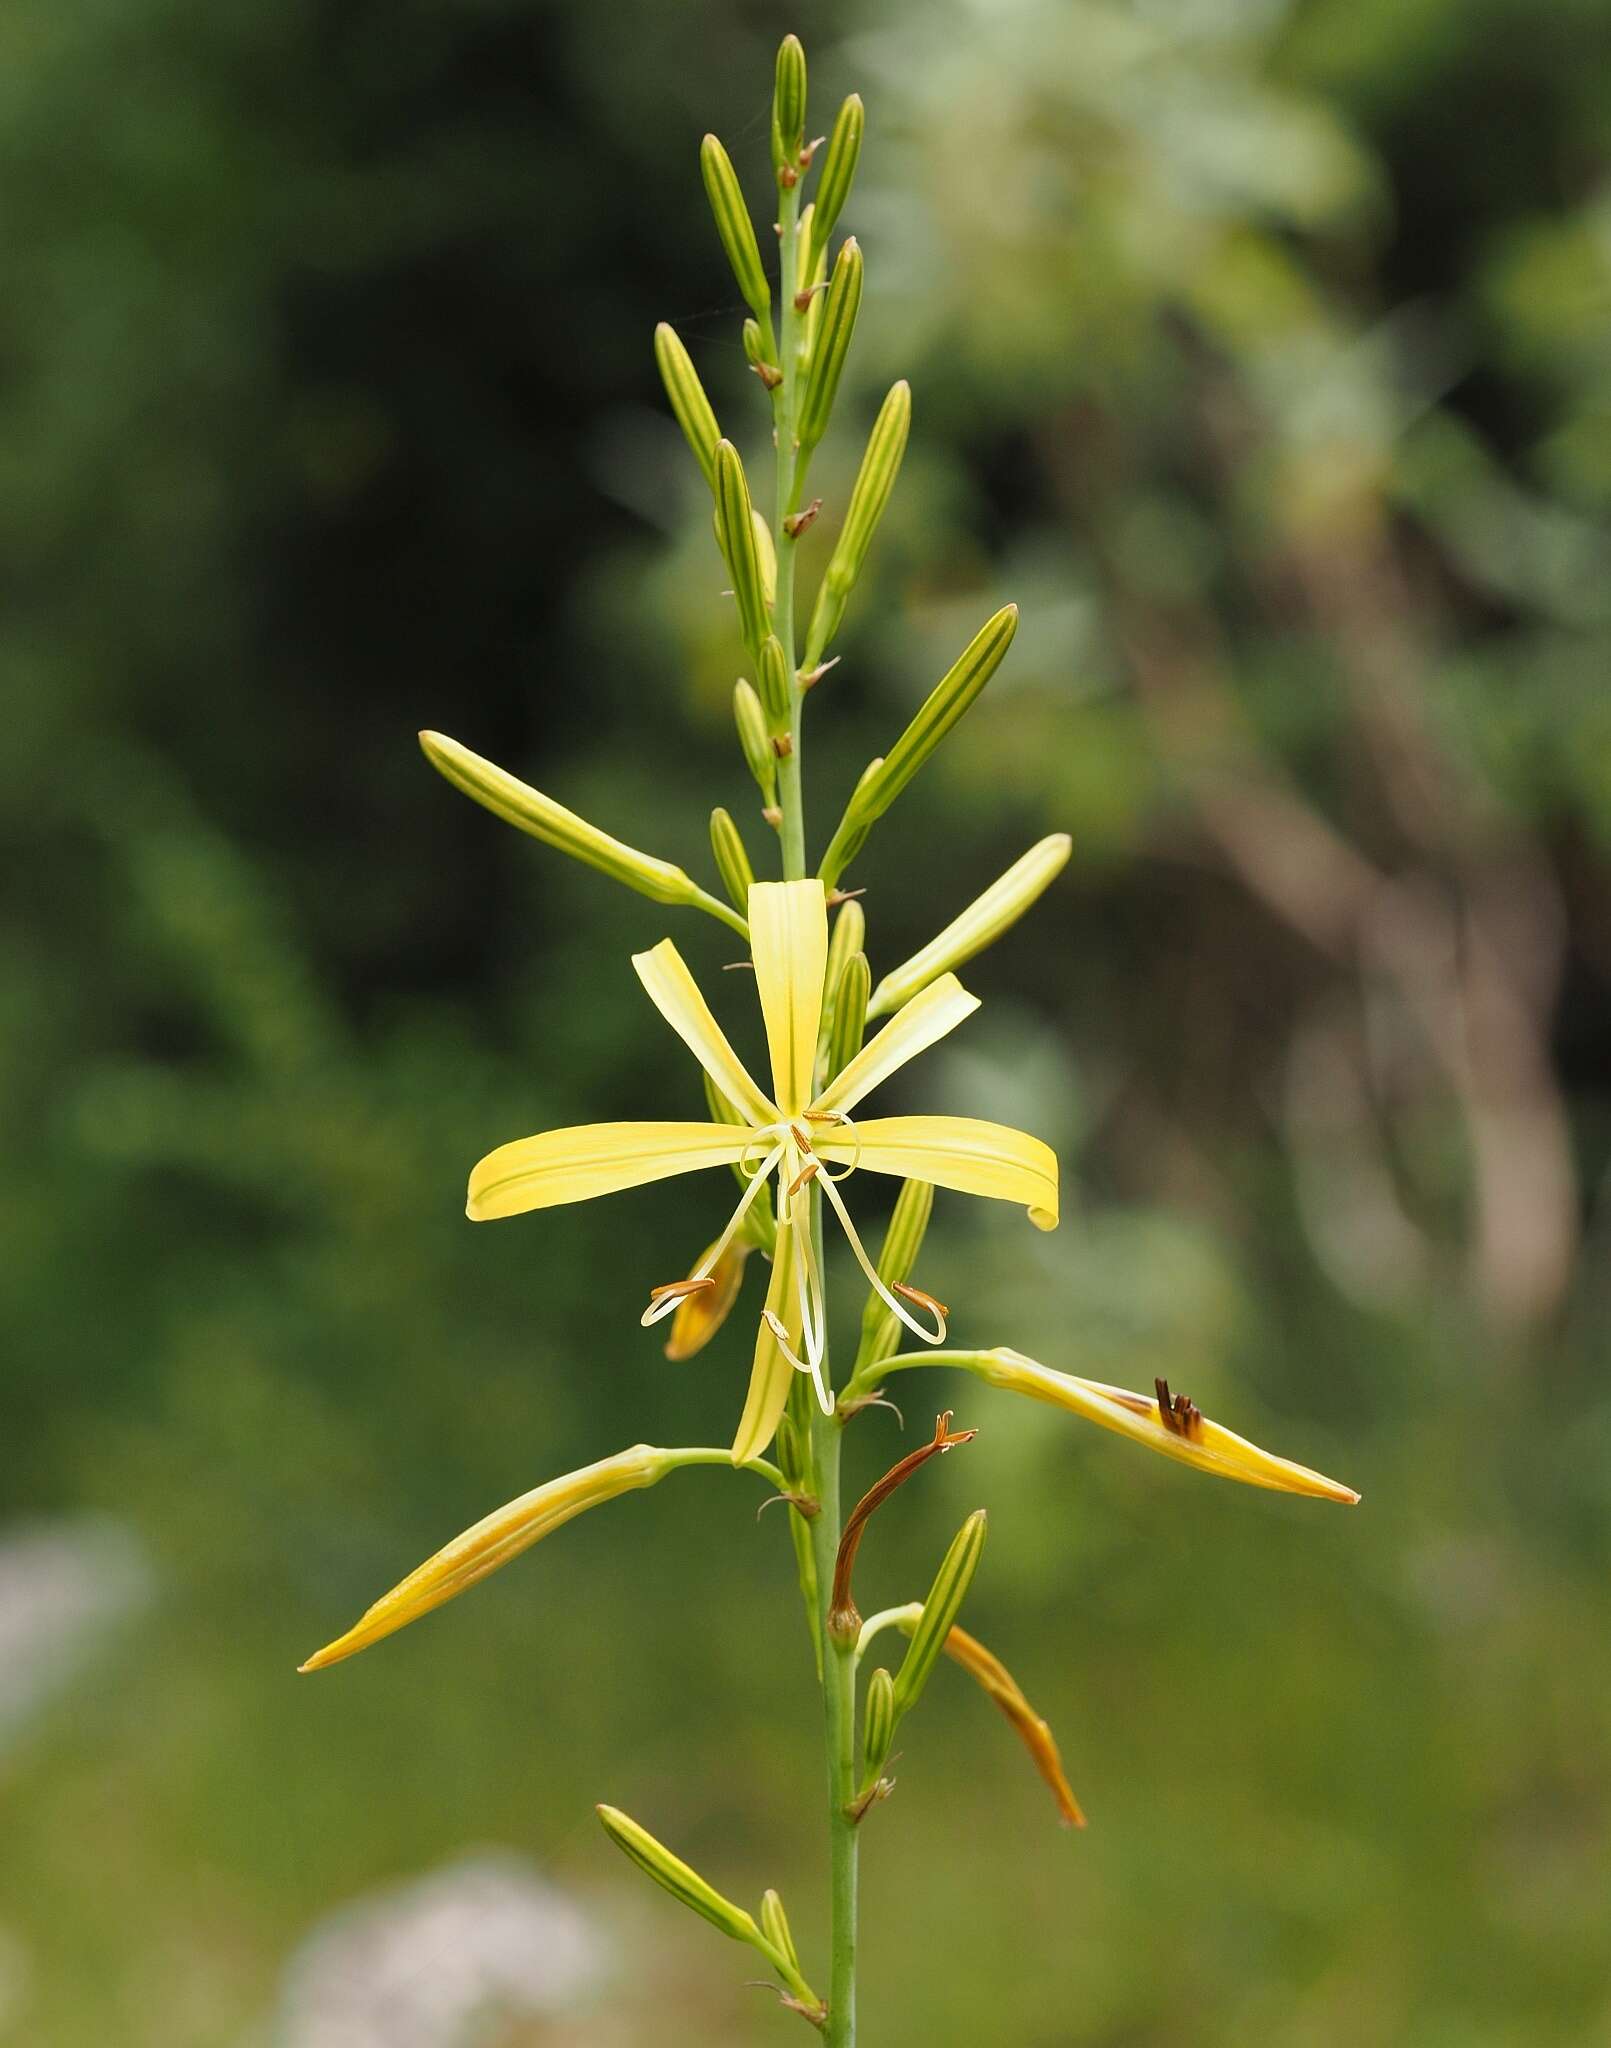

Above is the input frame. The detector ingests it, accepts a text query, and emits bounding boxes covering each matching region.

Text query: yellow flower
[467,879,1057,1428]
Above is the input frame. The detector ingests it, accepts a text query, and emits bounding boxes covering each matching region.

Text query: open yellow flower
[467,879,1058,1419]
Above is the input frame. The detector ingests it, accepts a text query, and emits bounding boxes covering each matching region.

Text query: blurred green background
[5,0,1611,2041]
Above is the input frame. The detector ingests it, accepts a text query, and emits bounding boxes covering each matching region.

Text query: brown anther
[793,281,830,313]
[647,1276,716,1305]
[786,1157,821,1200]
[790,1122,813,1150]
[783,498,823,538]
[829,1412,977,1638]
[799,135,827,168]
[894,1280,949,1323]
[1155,1377,1203,1442]
[750,360,784,392]
[761,804,783,830]
[771,732,794,758]
[825,885,866,909]
[798,656,841,690]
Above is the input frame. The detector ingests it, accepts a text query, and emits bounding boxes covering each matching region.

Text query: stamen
[816,1169,947,1348]
[648,1277,715,1304]
[640,1139,785,1329]
[787,1157,821,1200]
[1155,1377,1204,1442]
[894,1281,949,1326]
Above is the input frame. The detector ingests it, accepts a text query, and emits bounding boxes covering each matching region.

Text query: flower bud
[892,1509,987,1720]
[420,731,734,925]
[733,679,776,801]
[771,34,807,173]
[709,806,755,914]
[663,1235,752,1361]
[823,893,866,1007]
[867,833,1072,1017]
[817,607,1018,886]
[742,317,781,390]
[854,1177,934,1371]
[713,440,771,657]
[701,134,776,343]
[862,1665,897,1779]
[760,1888,801,1974]
[653,322,721,485]
[826,950,869,1081]
[797,238,862,454]
[300,1444,670,1670]
[810,94,864,257]
[596,1805,762,1945]
[803,381,911,668]
[757,634,792,728]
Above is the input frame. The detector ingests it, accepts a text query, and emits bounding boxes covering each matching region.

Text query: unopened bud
[810,94,864,258]
[867,833,1072,1017]
[818,607,1018,887]
[862,1666,897,1779]
[742,318,782,392]
[733,679,777,801]
[713,441,771,656]
[824,893,866,1001]
[803,380,911,668]
[771,34,807,174]
[421,731,721,919]
[596,1805,762,1945]
[892,1509,987,1720]
[757,634,791,728]
[797,238,862,454]
[760,1887,801,1973]
[826,951,869,1080]
[701,135,776,345]
[709,806,756,914]
[654,323,722,486]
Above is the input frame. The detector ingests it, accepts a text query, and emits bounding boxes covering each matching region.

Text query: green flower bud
[701,134,776,347]
[713,441,771,657]
[771,35,807,173]
[892,1510,987,1721]
[818,606,1018,886]
[797,238,862,454]
[824,893,866,1000]
[760,1887,801,1974]
[596,1805,763,1946]
[757,634,792,729]
[867,833,1071,1017]
[742,317,781,391]
[854,1177,934,1371]
[811,94,864,258]
[733,678,777,801]
[420,731,744,933]
[862,1665,897,1779]
[826,951,869,1081]
[709,806,755,914]
[653,322,721,486]
[803,381,911,668]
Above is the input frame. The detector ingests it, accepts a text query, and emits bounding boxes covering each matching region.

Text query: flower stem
[775,168,856,2044]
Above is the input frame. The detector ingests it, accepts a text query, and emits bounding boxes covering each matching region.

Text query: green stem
[774,167,857,2045]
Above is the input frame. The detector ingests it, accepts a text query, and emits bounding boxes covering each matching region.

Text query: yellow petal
[813,973,979,1116]
[633,938,776,1125]
[730,1228,800,1464]
[978,1350,1359,1504]
[663,1238,751,1361]
[468,1121,753,1221]
[299,1445,668,1669]
[816,1114,1059,1229]
[748,879,828,1116]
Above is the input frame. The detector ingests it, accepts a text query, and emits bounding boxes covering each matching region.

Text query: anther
[895,1281,949,1322]
[1155,1377,1204,1441]
[649,1276,716,1305]
[787,1158,821,1200]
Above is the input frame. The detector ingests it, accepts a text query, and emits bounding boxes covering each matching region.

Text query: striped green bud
[818,606,1018,886]
[862,1666,897,1779]
[826,951,869,1080]
[653,323,721,486]
[868,834,1071,1017]
[709,806,755,914]
[810,94,864,258]
[420,731,744,933]
[751,508,777,612]
[742,318,781,391]
[700,134,776,347]
[713,441,770,657]
[759,1888,801,1974]
[733,678,776,801]
[797,237,862,454]
[892,1510,987,1721]
[771,35,807,173]
[803,381,911,668]
[854,1177,934,1371]
[824,893,866,999]
[596,1805,762,1945]
[757,635,792,729]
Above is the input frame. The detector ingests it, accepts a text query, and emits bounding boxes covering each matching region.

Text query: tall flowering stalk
[303,40,1358,2041]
